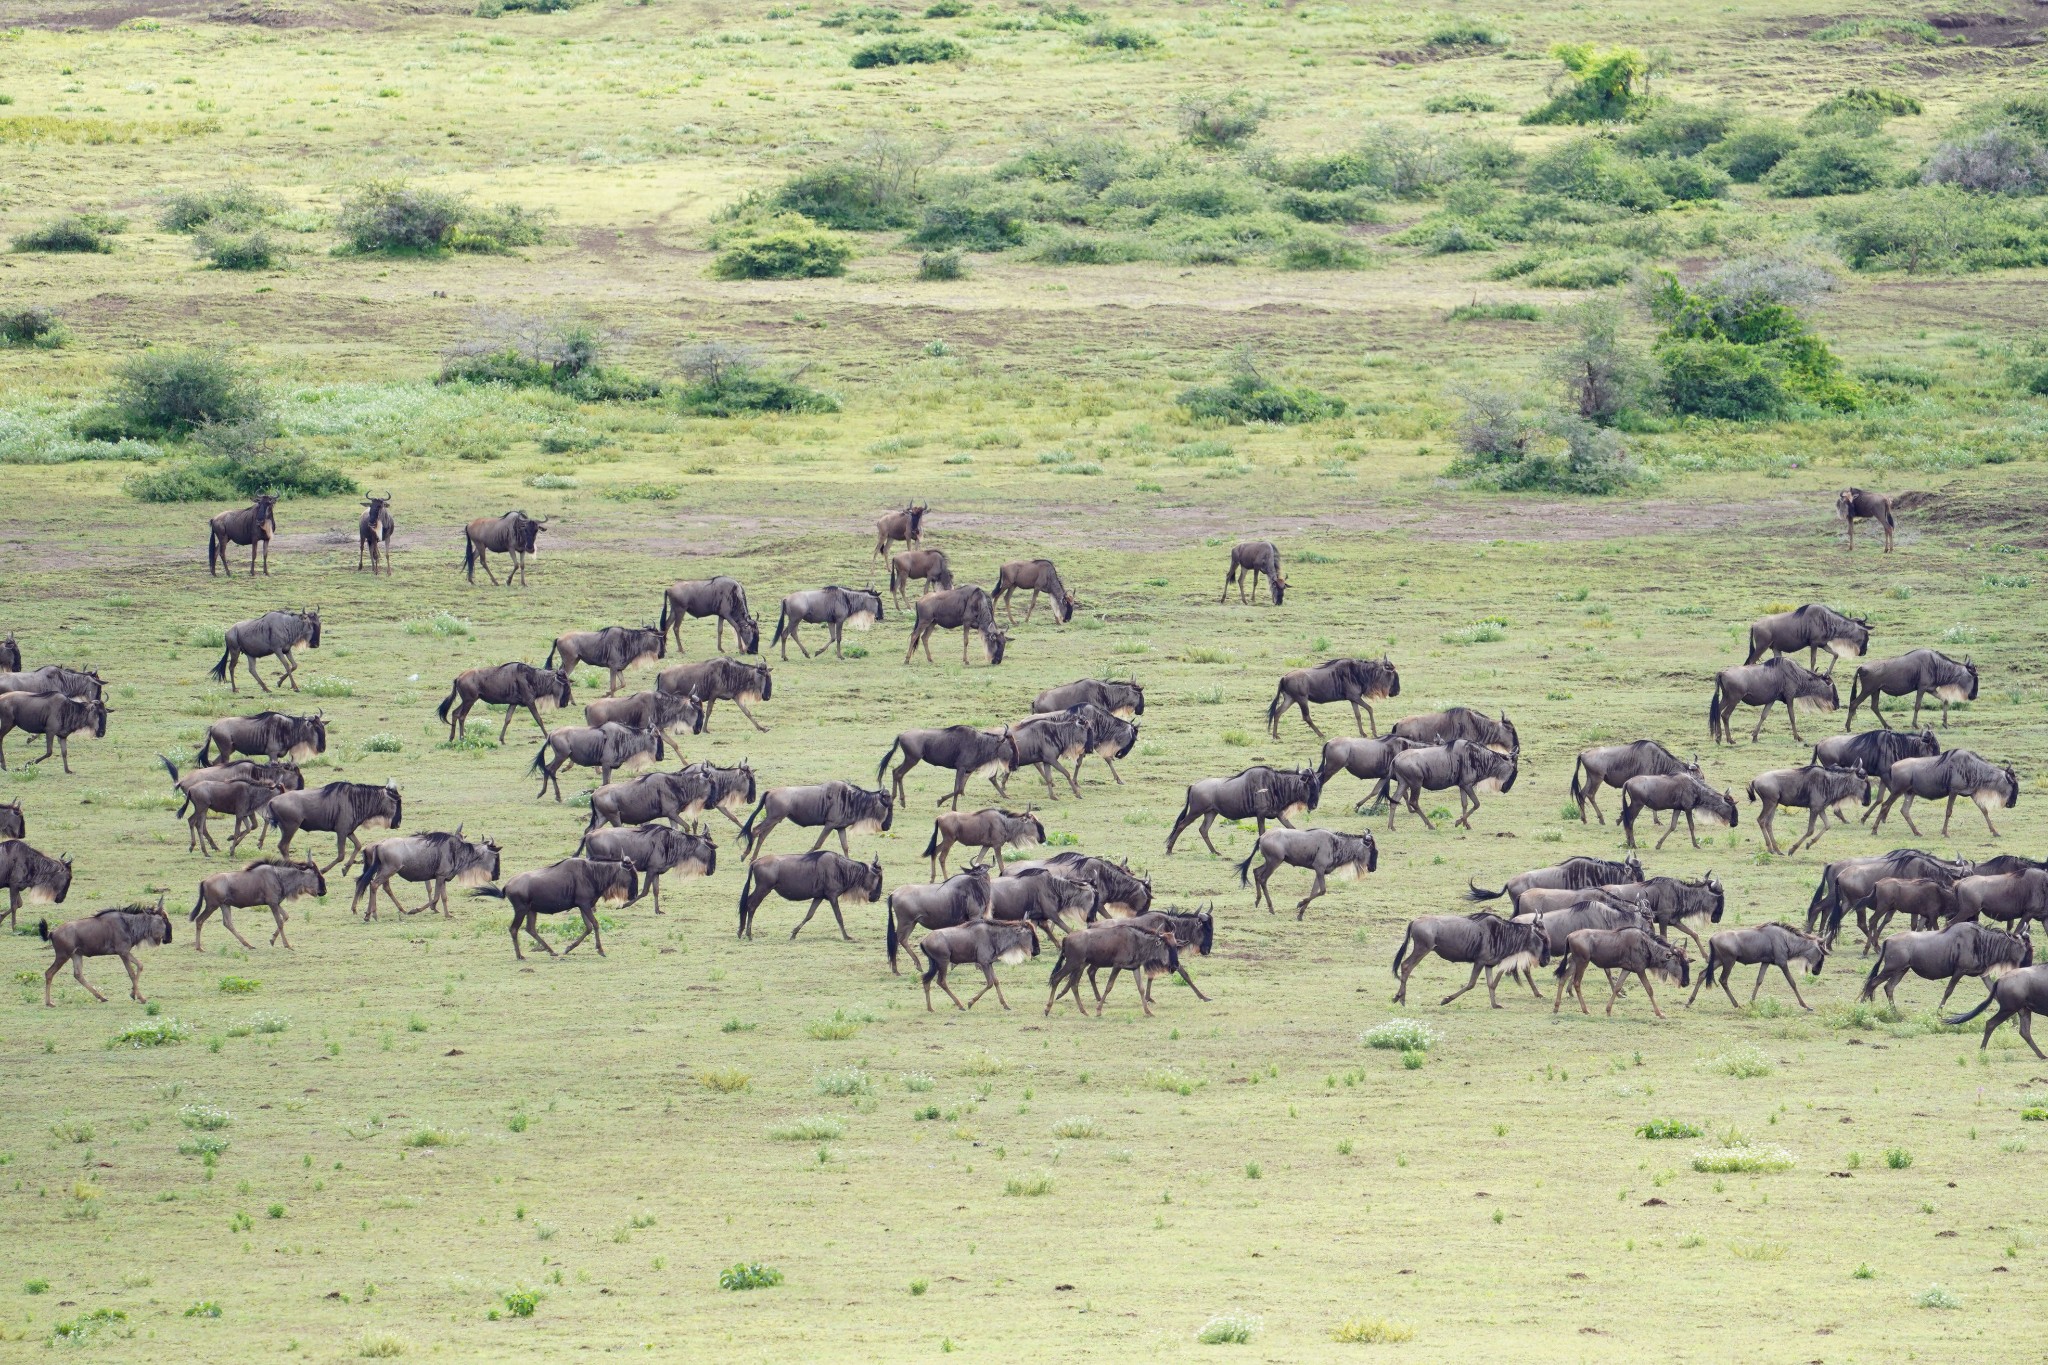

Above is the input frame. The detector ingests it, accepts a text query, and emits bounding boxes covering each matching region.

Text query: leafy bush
[452,201,553,252]
[1196,1314,1260,1344]
[1523,253,1634,289]
[1689,1144,1796,1173]
[1179,90,1266,148]
[1708,120,1800,182]
[1454,386,1533,461]
[1922,126,2048,197]
[501,1288,543,1318]
[12,216,114,253]
[338,180,466,253]
[1279,122,1474,199]
[910,203,1025,250]
[1637,1118,1705,1139]
[774,167,913,231]
[1657,338,1787,419]
[711,221,853,279]
[0,306,67,348]
[160,182,282,233]
[106,1018,190,1048]
[917,251,964,280]
[1618,104,1736,158]
[1762,135,1897,197]
[1178,366,1346,424]
[925,0,970,14]
[438,315,654,399]
[1425,92,1499,114]
[1523,43,1654,125]
[199,229,281,270]
[1648,259,1857,411]
[1821,188,2048,272]
[1645,155,1730,202]
[1277,232,1369,270]
[850,36,966,66]
[1452,413,1638,494]
[1448,301,1540,321]
[1813,87,1922,120]
[1333,1318,1415,1344]
[719,1263,784,1291]
[1081,25,1158,51]
[1274,188,1380,223]
[104,348,265,437]
[126,450,357,503]
[1525,139,1669,211]
[673,344,839,415]
[1429,20,1499,46]
[1361,1018,1441,1051]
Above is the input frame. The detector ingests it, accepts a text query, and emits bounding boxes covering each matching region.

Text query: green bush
[673,347,840,416]
[1812,86,1922,120]
[1179,90,1266,147]
[159,182,282,233]
[1523,43,1655,125]
[2012,354,2048,397]
[1525,139,1669,211]
[105,348,265,437]
[480,0,587,11]
[1428,20,1500,46]
[0,307,67,348]
[711,222,853,279]
[451,201,552,252]
[1448,300,1541,321]
[1645,155,1731,202]
[1707,121,1801,182]
[338,180,465,253]
[917,251,965,280]
[1273,188,1381,223]
[1524,253,1634,289]
[199,230,281,270]
[1081,25,1158,51]
[1821,188,2048,272]
[1424,92,1500,115]
[1657,337,1787,420]
[1921,127,2048,197]
[719,1263,784,1291]
[850,36,966,66]
[1968,94,2048,141]
[1276,232,1369,270]
[1762,135,1897,197]
[12,216,113,253]
[773,165,918,230]
[126,450,358,503]
[910,203,1025,250]
[1450,413,1638,494]
[924,0,970,13]
[1279,123,1471,199]
[1178,369,1346,424]
[1618,104,1737,158]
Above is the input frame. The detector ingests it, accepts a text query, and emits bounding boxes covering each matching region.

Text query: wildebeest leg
[266,900,295,950]
[1251,859,1276,913]
[1898,794,1924,838]
[1051,759,1081,799]
[279,648,300,692]
[1134,971,1158,1016]
[1653,810,1680,851]
[116,949,146,1003]
[974,964,1009,1010]
[1296,869,1328,920]
[2016,1009,2046,1061]
[321,831,354,874]
[216,906,257,951]
[1454,787,1478,831]
[788,897,823,940]
[1787,807,1827,856]
[1748,700,1773,743]
[1936,973,1963,1010]
[1755,800,1779,855]
[67,951,107,1003]
[1102,754,1126,786]
[1639,972,1665,1019]
[524,908,559,957]
[936,962,972,1011]
[1440,962,1484,1006]
[824,896,853,941]
[1391,946,1422,1004]
[731,697,770,733]
[1197,812,1222,856]
[564,907,606,956]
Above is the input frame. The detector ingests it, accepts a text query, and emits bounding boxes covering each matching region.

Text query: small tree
[1922,127,2048,197]
[109,347,267,437]
[1453,386,1534,460]
[1523,44,1654,125]
[1547,299,1653,425]
[339,180,466,253]
[1178,91,1267,148]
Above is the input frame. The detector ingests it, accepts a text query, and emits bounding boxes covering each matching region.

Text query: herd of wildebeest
[10,486,2048,1053]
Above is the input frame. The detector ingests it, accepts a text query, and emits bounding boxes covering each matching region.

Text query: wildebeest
[1468,853,1644,912]
[1033,678,1143,720]
[1946,965,2048,1058]
[1267,657,1401,739]
[1221,541,1286,605]
[0,635,17,672]
[1807,849,1972,946]
[350,828,502,919]
[1060,703,1140,788]
[0,839,71,928]
[0,692,107,774]
[1569,740,1699,825]
[547,625,666,697]
[475,858,638,959]
[583,689,705,740]
[39,899,172,1006]
[886,865,995,973]
[740,781,894,858]
[180,776,281,856]
[872,502,928,560]
[1515,895,1655,958]
[1864,876,1959,947]
[656,657,773,733]
[736,851,883,941]
[1554,927,1690,1018]
[991,559,1077,625]
[1745,604,1871,676]
[1843,649,1978,730]
[1619,774,1738,851]
[879,725,1019,810]
[1099,907,1215,1005]
[1385,741,1518,832]
[1953,869,2048,932]
[903,586,1008,666]
[264,780,402,872]
[210,608,321,694]
[1869,749,2019,839]
[0,665,101,702]
[1045,922,1180,1016]
[437,663,573,743]
[530,724,665,802]
[1864,922,2032,1008]
[0,800,21,841]
[924,808,1044,878]
[1837,486,1895,553]
[988,868,1099,935]
[190,858,326,952]
[1392,912,1553,1008]
[583,760,758,837]
[1709,658,1838,744]
[1317,735,1424,812]
[1687,923,1828,1010]
[1600,874,1727,951]
[580,824,715,916]
[887,549,953,607]
[1747,762,1870,855]
[163,753,303,805]
[357,494,394,574]
[1006,851,1152,916]
[660,576,761,655]
[207,494,277,577]
[1166,765,1324,855]
[1235,828,1377,919]
[915,919,1041,1011]
[196,711,325,764]
[1008,711,1092,800]
[772,586,885,661]
[1391,707,1518,755]
[462,509,546,586]
[1811,727,1940,793]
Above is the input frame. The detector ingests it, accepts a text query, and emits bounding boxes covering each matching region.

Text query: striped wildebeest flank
[583,760,758,837]
[916,919,1041,1011]
[1107,907,1216,1003]
[210,608,321,694]
[1221,541,1286,606]
[1007,851,1152,916]
[580,825,715,917]
[657,657,773,733]
[1837,486,1896,553]
[740,781,894,858]
[357,494,394,574]
[351,828,502,920]
[1708,657,1838,745]
[1553,927,1690,1018]
[887,549,952,608]
[772,586,885,661]
[1514,895,1655,958]
[462,509,546,586]
[924,808,1044,878]
[1953,867,2048,932]
[1745,604,1871,676]
[197,711,326,765]
[207,493,278,577]
[0,666,102,702]
[1266,657,1400,740]
[1811,727,1940,799]
[1688,923,1828,1011]
[1594,875,1726,951]
[530,724,665,802]
[1165,764,1323,855]
[1946,964,2048,1058]
[0,799,20,841]
[1864,923,2032,1010]
[904,586,1008,666]
[0,693,107,774]
[1569,740,1699,825]
[1009,710,1092,800]
[1033,678,1143,720]
[1391,707,1518,754]
[0,840,71,929]
[878,725,1018,811]
[1807,849,1971,947]
[992,559,1077,626]
[1391,912,1553,1008]
[179,776,282,857]
[1747,762,1870,855]
[39,898,172,1007]
[1619,774,1737,851]
[1317,735,1423,813]
[438,662,573,743]
[1843,649,1978,730]
[1045,922,1180,1017]
[1236,828,1378,919]
[872,502,928,560]
[547,625,666,697]
[1061,703,1139,787]
[584,689,705,740]
[1384,741,1518,833]
[190,858,326,952]
[1870,749,2019,839]
[736,850,883,941]
[164,754,304,799]
[988,868,1099,936]
[1467,853,1644,912]
[264,780,403,872]
[1862,877,1959,948]
[0,634,17,671]
[886,865,995,973]
[475,858,639,960]
[660,576,761,656]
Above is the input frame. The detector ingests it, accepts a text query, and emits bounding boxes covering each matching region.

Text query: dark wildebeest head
[0,800,22,841]
[1,840,73,924]
[0,634,17,672]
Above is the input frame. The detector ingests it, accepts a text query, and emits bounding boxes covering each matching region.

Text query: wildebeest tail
[1708,681,1723,736]
[527,742,550,777]
[1944,991,1996,1026]
[208,643,232,684]
[737,865,758,931]
[1264,689,1286,732]
[1858,952,1886,1001]
[1553,953,1573,980]
[886,906,901,972]
[1465,878,1505,902]
[461,531,477,581]
[544,639,559,669]
[1805,865,1837,931]
[353,847,381,899]
[1391,923,1414,978]
[770,601,789,648]
[738,796,767,848]
[1568,756,1586,811]
[921,824,940,859]
[1234,848,1257,888]
[160,753,182,786]
[876,738,902,787]
[206,526,219,575]
[657,595,672,635]
[189,888,207,922]
[470,884,507,900]
[38,918,51,941]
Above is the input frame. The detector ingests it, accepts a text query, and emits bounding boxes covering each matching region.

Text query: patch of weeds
[403,1126,459,1149]
[1332,1317,1413,1343]
[1148,1068,1198,1096]
[217,976,260,994]
[768,1117,846,1141]
[1884,1147,1913,1170]
[1637,1118,1704,1140]
[901,1071,936,1092]
[1690,1145,1796,1173]
[1699,1046,1774,1078]
[1732,1240,1787,1261]
[1196,1313,1260,1344]
[106,1018,189,1048]
[180,1103,233,1131]
[961,1050,1006,1076]
[700,1067,752,1093]
[1052,1117,1102,1139]
[1443,619,1509,645]
[501,1288,542,1318]
[50,1308,129,1345]
[719,1262,783,1291]
[814,1066,872,1097]
[1916,1284,1961,1310]
[806,1011,862,1041]
[357,1332,409,1358]
[1004,1171,1055,1197]
[402,612,473,638]
[1362,1018,1441,1052]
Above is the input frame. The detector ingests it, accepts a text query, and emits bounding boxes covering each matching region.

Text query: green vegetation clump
[1178,364,1346,424]
[1813,87,1922,120]
[1333,1317,1415,1343]
[1648,258,1860,415]
[1081,24,1158,52]
[850,36,966,67]
[1821,189,2048,272]
[439,319,657,401]
[1637,1118,1705,1139]
[1523,43,1655,125]
[198,229,282,271]
[1524,139,1669,211]
[1451,413,1637,494]
[12,215,117,253]
[1706,121,1800,182]
[711,220,854,279]
[917,251,964,280]
[1762,135,1897,197]
[1196,1314,1260,1344]
[338,180,466,252]
[159,182,284,233]
[1922,126,2048,197]
[98,348,266,438]
[719,1263,784,1291]
[1429,20,1500,47]
[1179,90,1266,148]
[478,0,588,13]
[1425,92,1499,115]
[1361,1018,1441,1051]
[672,344,840,416]
[910,204,1025,251]
[0,306,67,348]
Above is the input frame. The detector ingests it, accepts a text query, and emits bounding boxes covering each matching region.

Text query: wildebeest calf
[1619,774,1737,851]
[1747,761,1870,856]
[917,919,1040,1011]
[40,899,171,1006]
[1044,922,1180,1016]
[474,857,638,959]
[1235,828,1377,919]
[1553,927,1690,1018]
[924,808,1044,878]
[190,859,326,952]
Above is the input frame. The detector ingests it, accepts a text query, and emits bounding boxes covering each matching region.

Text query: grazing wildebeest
[1601,875,1727,951]
[1467,853,1644,912]
[879,725,1019,810]
[992,559,1077,626]
[581,760,758,837]
[1392,912,1553,1008]
[1006,851,1152,916]
[196,711,326,766]
[1009,711,1092,800]
[437,663,573,743]
[1221,541,1286,606]
[207,494,277,578]
[1946,965,2048,1058]
[351,828,502,919]
[0,693,106,774]
[1384,741,1518,832]
[988,868,1099,936]
[772,586,885,661]
[1166,765,1324,854]
[210,608,321,694]
[903,586,1008,666]
[0,800,21,840]
[0,634,16,672]
[1864,922,2032,1009]
[0,840,71,928]
[1745,604,1871,676]
[1569,740,1700,825]
[1032,678,1143,720]
[547,625,666,697]
[530,723,665,801]
[1748,762,1870,855]
[357,495,394,574]
[264,780,402,872]
[1267,657,1401,740]
[1099,907,1215,1004]
[1812,727,1940,794]
[1059,704,1140,788]
[1688,923,1828,1010]
[736,851,883,941]
[660,576,761,655]
[886,865,995,973]
[583,689,705,740]
[740,781,894,858]
[580,824,715,916]
[915,919,1041,1011]
[474,858,638,959]
[1619,774,1738,851]
[1844,649,1978,730]
[1045,922,1181,1016]
[180,776,282,856]
[1317,735,1424,812]
[1837,486,1895,553]
[924,808,1044,878]
[0,665,100,702]
[1709,657,1838,744]
[1391,707,1519,755]
[1236,828,1377,919]
[40,899,172,1006]
[1554,927,1690,1018]
[1869,749,2019,839]
[887,549,953,608]
[872,502,928,560]
[656,657,774,733]
[190,858,326,952]
[462,509,546,586]
[1953,869,2048,932]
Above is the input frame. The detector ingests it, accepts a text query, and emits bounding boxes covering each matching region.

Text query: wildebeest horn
[60,853,71,865]
[455,823,464,837]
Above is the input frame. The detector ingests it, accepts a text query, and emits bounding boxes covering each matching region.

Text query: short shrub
[1658,338,1787,420]
[1448,300,1541,322]
[768,1117,845,1141]
[1081,24,1157,51]
[773,165,918,231]
[699,1066,751,1093]
[925,0,970,14]
[1523,43,1653,125]
[199,229,282,270]
[1450,413,1638,494]
[1428,20,1499,46]
[1424,92,1499,114]
[673,365,839,417]
[1526,139,1669,211]
[1813,87,1922,120]
[711,223,853,279]
[1922,126,2048,197]
[103,347,266,437]
[719,1262,783,1291]
[106,1018,190,1048]
[1362,1018,1441,1051]
[917,251,964,280]
[1196,1313,1260,1345]
[1762,135,1897,197]
[1179,90,1265,147]
[1915,1285,1961,1310]
[1822,188,2048,272]
[339,180,467,253]
[1689,1144,1796,1173]
[501,1288,542,1318]
[1707,121,1801,182]
[126,451,357,503]
[1524,253,1634,289]
[1003,1171,1055,1197]
[1637,1118,1705,1140]
[1619,104,1737,158]
[0,306,67,348]
[1277,233,1369,270]
[160,182,283,233]
[218,975,261,994]
[850,36,966,67]
[1274,188,1381,223]
[1646,155,1731,202]
[1883,1146,1913,1169]
[1178,370,1346,424]
[12,216,114,253]
[911,203,1024,251]
[813,1066,872,1097]
[452,202,553,253]
[1333,1318,1415,1344]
